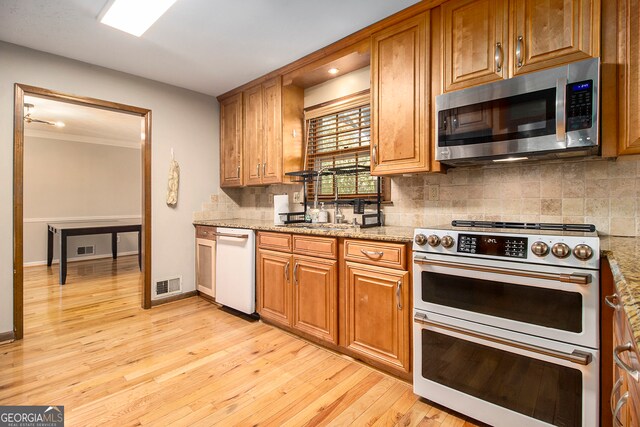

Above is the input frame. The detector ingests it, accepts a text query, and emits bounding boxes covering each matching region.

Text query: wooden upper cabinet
[371,12,430,175]
[510,0,600,76]
[261,77,283,184]
[616,0,640,155]
[243,84,263,186]
[219,93,243,187]
[443,0,508,92]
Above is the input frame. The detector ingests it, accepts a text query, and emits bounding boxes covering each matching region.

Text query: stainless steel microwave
[435,58,599,164]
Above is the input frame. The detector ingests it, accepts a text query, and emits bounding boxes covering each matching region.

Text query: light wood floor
[1,256,482,426]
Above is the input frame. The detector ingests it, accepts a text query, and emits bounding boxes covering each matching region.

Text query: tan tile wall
[195,155,640,236]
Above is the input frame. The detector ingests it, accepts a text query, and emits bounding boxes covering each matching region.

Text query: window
[304,91,387,201]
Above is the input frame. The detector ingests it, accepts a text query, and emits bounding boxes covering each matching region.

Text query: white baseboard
[24,251,138,267]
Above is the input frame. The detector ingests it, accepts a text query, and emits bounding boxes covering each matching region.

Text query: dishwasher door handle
[212,232,249,239]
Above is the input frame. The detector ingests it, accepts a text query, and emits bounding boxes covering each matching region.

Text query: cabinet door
[617,0,640,155]
[243,84,263,186]
[257,249,291,326]
[220,93,243,187]
[371,12,430,175]
[261,77,283,184]
[443,0,508,92]
[195,238,215,298]
[292,255,338,344]
[345,262,410,372]
[510,0,599,76]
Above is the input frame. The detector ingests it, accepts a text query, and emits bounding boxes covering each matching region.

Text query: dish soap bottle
[318,202,328,223]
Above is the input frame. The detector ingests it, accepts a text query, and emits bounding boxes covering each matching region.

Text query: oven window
[422,329,582,426]
[438,88,556,147]
[422,271,582,332]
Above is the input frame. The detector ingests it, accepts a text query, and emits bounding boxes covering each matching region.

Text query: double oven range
[412,222,600,427]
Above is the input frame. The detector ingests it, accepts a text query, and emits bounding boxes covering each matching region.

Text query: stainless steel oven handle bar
[556,77,567,142]
[211,232,249,239]
[413,257,591,285]
[413,312,593,366]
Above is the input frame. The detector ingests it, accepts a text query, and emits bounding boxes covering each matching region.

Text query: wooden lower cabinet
[257,249,292,326]
[292,255,338,344]
[344,261,410,373]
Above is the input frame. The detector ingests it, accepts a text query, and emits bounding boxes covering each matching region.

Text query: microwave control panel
[566,80,593,131]
[457,234,528,259]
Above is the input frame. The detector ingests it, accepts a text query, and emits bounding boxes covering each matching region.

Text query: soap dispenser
[318,202,328,223]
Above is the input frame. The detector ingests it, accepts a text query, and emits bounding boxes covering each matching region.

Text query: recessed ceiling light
[99,0,178,37]
[328,68,339,75]
[492,157,529,162]
[55,122,66,128]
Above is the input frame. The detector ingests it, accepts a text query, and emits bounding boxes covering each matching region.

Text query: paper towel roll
[274,194,291,225]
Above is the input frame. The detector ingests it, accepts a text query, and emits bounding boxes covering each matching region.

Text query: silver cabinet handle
[605,294,621,311]
[285,261,290,282]
[262,162,266,176]
[360,249,384,258]
[256,163,261,177]
[611,376,624,414]
[372,144,378,166]
[614,342,640,381]
[414,257,591,285]
[293,262,299,286]
[414,312,593,365]
[396,280,402,310]
[613,392,628,427]
[555,77,567,142]
[516,35,523,68]
[494,42,503,72]
[237,165,240,178]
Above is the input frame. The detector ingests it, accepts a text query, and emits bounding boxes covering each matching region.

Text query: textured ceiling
[0,0,421,96]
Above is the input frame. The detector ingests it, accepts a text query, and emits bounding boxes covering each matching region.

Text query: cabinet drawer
[344,239,406,269]
[195,226,216,241]
[292,235,337,259]
[257,232,292,252]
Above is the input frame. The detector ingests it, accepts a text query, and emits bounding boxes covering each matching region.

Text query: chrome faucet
[313,166,342,223]
[313,166,335,210]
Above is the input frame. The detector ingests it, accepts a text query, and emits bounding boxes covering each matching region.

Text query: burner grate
[451,220,595,232]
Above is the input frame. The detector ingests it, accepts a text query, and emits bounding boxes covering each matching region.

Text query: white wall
[0,41,219,334]
[303,66,370,108]
[23,136,141,265]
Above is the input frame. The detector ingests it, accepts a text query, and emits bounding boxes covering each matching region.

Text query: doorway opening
[13,84,152,340]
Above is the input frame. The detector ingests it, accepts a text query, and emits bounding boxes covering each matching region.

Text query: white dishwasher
[214,227,256,314]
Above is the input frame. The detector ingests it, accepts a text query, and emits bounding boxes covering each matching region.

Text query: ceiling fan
[24,103,65,127]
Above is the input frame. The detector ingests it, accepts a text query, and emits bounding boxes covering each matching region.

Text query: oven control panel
[457,234,528,259]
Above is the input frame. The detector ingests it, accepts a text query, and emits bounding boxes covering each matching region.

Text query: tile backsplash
[194,155,640,237]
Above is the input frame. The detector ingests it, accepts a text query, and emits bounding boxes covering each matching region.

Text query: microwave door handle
[556,77,567,142]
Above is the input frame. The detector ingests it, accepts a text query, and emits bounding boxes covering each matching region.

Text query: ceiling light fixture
[23,103,65,128]
[327,68,339,75]
[99,0,178,37]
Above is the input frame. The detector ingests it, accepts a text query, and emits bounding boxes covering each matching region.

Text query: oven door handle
[413,313,593,366]
[413,257,591,286]
[556,77,567,142]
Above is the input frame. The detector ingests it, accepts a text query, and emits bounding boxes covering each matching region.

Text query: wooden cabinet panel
[345,262,410,372]
[195,226,215,241]
[261,77,283,184]
[292,235,337,259]
[292,255,338,344]
[196,237,215,298]
[510,0,599,76]
[371,12,430,175]
[443,0,508,92]
[257,249,291,326]
[219,93,243,187]
[257,232,292,252]
[344,239,406,270]
[243,84,263,186]
[616,0,640,155]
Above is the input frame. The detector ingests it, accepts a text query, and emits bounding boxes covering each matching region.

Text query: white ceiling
[0,0,421,97]
[24,95,143,148]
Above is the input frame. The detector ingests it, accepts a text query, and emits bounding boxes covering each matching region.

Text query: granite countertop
[601,236,640,350]
[193,218,414,243]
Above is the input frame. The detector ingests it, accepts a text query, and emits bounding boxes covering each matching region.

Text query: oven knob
[427,235,441,247]
[573,244,593,261]
[551,242,571,258]
[414,234,427,246]
[531,241,549,257]
[441,235,455,249]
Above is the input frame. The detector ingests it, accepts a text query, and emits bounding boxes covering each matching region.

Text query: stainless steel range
[412,221,600,427]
